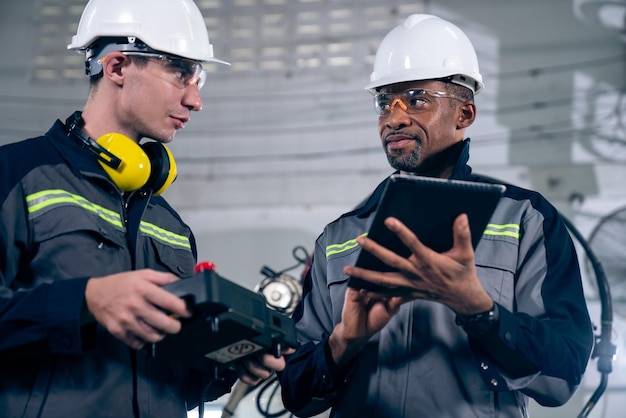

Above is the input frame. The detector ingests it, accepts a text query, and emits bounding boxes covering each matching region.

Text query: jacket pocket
[474,235,518,310]
[28,205,130,281]
[148,237,196,278]
[325,247,360,323]
[326,244,360,287]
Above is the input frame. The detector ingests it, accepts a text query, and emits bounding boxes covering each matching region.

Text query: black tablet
[348,175,506,292]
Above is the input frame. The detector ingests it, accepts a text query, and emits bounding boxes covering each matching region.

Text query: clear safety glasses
[373,88,465,116]
[122,52,207,90]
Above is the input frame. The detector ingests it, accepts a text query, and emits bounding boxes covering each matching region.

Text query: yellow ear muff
[158,145,177,195]
[65,112,176,194]
[141,141,177,196]
[95,133,151,192]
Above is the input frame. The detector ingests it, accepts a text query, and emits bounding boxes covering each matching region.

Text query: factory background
[0,0,624,417]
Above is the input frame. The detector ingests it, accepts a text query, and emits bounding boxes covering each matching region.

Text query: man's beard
[385,140,466,177]
[386,146,421,172]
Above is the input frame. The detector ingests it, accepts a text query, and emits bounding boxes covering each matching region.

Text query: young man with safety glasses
[0,1,289,417]
[279,14,593,418]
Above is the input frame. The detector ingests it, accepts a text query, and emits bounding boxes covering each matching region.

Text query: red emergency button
[195,261,216,273]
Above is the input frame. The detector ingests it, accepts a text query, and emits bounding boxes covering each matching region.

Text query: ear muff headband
[66,111,124,170]
[65,112,176,195]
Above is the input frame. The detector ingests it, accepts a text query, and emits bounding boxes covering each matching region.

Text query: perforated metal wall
[32,0,427,82]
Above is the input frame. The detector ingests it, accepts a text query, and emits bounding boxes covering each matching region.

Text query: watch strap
[455,303,499,337]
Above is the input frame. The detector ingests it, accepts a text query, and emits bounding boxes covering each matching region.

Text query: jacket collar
[45,118,116,183]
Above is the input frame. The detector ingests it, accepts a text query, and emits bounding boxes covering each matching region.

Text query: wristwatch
[455,303,500,337]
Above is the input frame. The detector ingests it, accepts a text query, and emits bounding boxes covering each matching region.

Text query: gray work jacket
[0,120,234,418]
[279,140,593,418]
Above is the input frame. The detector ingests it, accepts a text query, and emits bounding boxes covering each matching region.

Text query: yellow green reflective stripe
[325,223,519,258]
[326,233,367,258]
[140,221,191,251]
[26,189,190,251]
[484,223,520,239]
[26,189,124,229]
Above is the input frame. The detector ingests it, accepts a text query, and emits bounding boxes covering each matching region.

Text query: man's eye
[169,63,194,81]
[378,101,391,110]
[174,68,191,81]
[408,95,428,106]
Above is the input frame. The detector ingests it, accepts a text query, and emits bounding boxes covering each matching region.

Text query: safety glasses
[373,88,465,116]
[122,51,207,90]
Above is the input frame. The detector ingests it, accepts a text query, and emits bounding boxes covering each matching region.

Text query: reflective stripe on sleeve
[326,233,368,258]
[483,223,520,239]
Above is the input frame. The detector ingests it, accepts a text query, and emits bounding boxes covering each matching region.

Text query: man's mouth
[385,134,417,151]
[171,116,189,129]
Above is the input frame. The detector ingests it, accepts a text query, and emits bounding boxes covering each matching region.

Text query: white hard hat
[67,0,229,73]
[365,14,483,94]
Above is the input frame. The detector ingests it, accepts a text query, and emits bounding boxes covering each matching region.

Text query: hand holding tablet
[347,175,506,293]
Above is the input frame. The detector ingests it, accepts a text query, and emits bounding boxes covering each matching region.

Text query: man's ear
[457,101,476,130]
[101,52,129,86]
